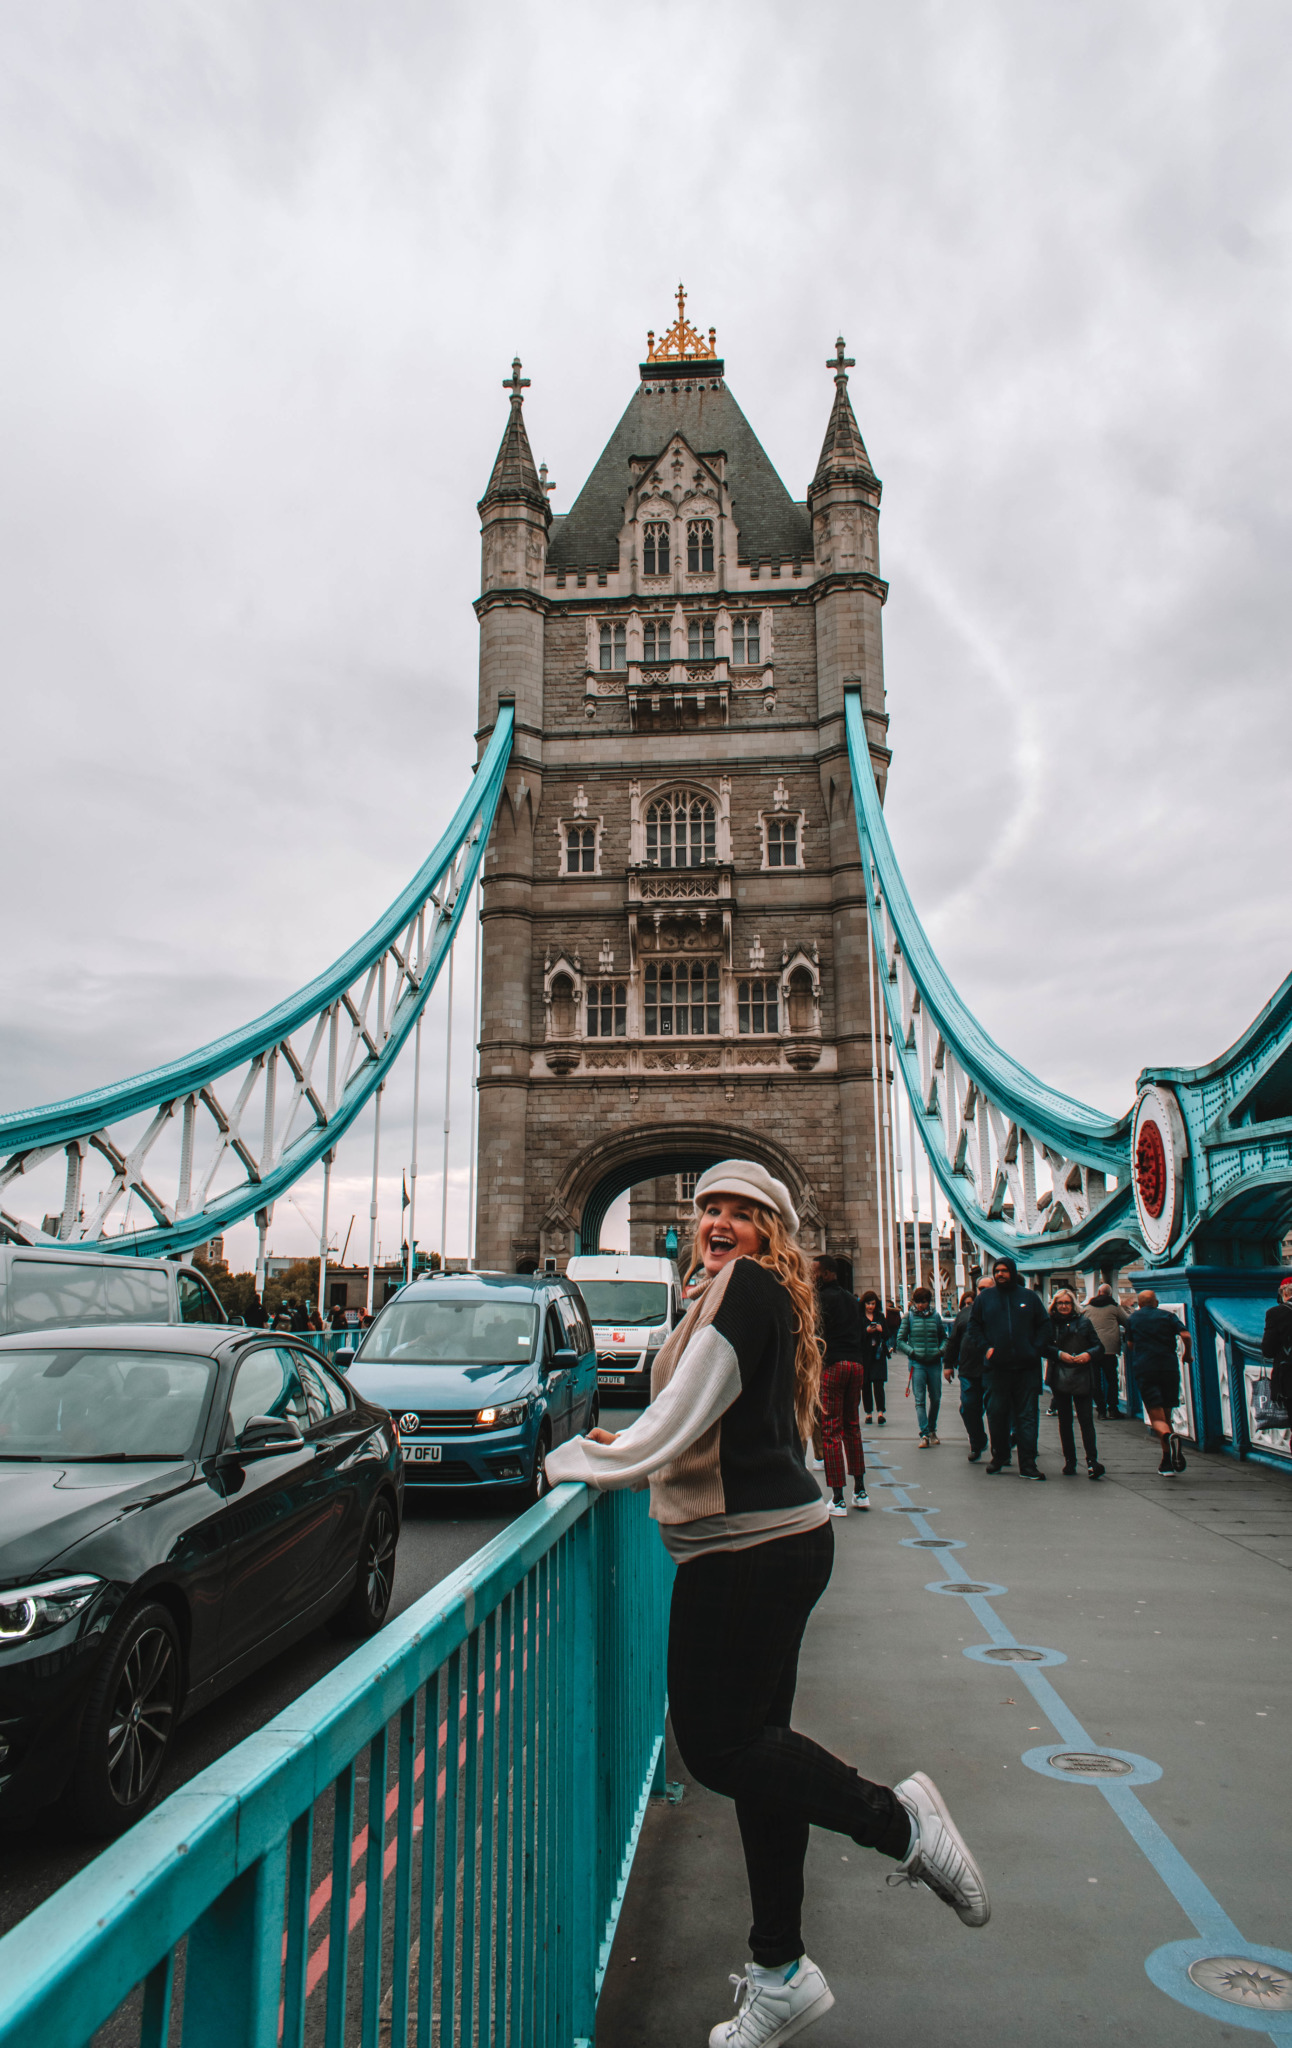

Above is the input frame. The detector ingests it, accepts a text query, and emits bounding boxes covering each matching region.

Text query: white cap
[693,1159,799,1236]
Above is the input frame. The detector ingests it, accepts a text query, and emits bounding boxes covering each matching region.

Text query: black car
[0,1322,402,1834]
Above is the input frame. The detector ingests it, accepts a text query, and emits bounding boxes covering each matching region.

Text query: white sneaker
[807,1452,824,1470]
[852,1489,870,1510]
[827,1497,848,1518]
[708,1957,834,2046]
[888,1771,990,1927]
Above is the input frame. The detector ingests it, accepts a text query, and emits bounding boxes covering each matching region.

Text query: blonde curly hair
[685,1202,822,1438]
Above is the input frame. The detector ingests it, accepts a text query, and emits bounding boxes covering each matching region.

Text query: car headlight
[476,1402,527,1430]
[646,1329,668,1349]
[0,1576,103,1645]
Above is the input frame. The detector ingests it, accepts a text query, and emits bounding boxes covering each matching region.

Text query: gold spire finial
[645,284,719,363]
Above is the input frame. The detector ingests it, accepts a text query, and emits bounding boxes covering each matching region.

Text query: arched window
[787,967,815,1034]
[731,615,761,665]
[565,826,597,874]
[687,519,714,573]
[643,522,670,576]
[549,974,576,1038]
[643,618,671,663]
[765,816,798,867]
[645,789,716,868]
[687,616,715,661]
[645,960,720,1036]
[599,623,626,671]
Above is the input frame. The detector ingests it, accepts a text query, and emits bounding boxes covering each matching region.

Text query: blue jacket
[966,1263,1051,1373]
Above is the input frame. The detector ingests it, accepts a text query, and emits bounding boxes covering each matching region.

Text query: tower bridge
[2,294,1291,1462]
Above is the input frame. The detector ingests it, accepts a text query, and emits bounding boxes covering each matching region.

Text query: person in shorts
[1125,1290,1193,1474]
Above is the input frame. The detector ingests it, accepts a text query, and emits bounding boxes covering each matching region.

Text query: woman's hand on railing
[587,1427,619,1445]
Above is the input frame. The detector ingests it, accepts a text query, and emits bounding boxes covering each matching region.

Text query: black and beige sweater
[544,1256,827,1559]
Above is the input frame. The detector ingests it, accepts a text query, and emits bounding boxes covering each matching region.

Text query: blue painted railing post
[570,1504,600,2042]
[179,1846,287,2048]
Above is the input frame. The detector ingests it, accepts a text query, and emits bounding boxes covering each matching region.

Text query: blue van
[341,1271,598,1499]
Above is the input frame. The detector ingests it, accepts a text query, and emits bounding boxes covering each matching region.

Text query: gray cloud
[2,0,1289,1264]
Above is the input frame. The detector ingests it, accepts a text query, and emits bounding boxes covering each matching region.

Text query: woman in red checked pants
[815,1259,869,1515]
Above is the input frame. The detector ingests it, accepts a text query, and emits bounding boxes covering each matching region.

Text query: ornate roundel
[1131,1084,1186,1257]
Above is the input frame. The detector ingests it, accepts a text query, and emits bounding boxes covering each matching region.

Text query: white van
[564,1253,682,1403]
[0,1244,228,1335]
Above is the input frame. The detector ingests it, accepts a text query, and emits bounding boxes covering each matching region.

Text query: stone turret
[476,358,550,737]
[808,339,886,731]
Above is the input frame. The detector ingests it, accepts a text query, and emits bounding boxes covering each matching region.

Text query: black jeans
[862,1376,886,1417]
[958,1372,989,1454]
[987,1363,1042,1468]
[1055,1393,1098,1468]
[1095,1357,1121,1415]
[667,1523,910,1967]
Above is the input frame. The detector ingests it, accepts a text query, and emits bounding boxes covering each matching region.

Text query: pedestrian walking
[967,1257,1052,1479]
[1045,1290,1106,1479]
[246,1291,267,1328]
[1260,1276,1292,1430]
[545,1160,989,2046]
[895,1288,946,1447]
[1124,1290,1192,1474]
[943,1290,988,1462]
[858,1290,888,1424]
[815,1256,868,1515]
[1081,1283,1132,1417]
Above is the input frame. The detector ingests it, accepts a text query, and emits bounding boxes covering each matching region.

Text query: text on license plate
[600,1375,626,1386]
[407,1445,442,1462]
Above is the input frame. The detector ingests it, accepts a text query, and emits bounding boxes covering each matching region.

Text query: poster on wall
[1216,1336,1233,1442]
[1243,1361,1292,1459]
[1154,1301,1195,1442]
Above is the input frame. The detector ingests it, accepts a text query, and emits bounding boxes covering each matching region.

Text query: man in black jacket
[944,1289,989,1462]
[967,1257,1053,1479]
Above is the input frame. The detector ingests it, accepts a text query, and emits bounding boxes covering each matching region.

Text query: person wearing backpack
[895,1288,947,1448]
[1045,1289,1106,1479]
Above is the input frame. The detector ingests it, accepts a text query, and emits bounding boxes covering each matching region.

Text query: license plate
[407,1444,442,1462]
[600,1375,626,1386]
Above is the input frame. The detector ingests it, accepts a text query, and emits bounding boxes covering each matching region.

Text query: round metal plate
[1047,1751,1134,1776]
[1187,1958,1292,2012]
[940,1582,992,1595]
[982,1646,1044,1661]
[911,1537,952,1547]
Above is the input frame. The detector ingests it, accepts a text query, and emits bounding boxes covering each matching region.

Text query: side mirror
[334,1348,356,1371]
[235,1414,305,1455]
[550,1346,578,1371]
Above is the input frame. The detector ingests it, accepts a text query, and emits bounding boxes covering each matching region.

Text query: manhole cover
[1048,1751,1133,1776]
[981,1646,1044,1662]
[941,1582,991,1594]
[911,1538,952,1547]
[1187,1957,1292,2011]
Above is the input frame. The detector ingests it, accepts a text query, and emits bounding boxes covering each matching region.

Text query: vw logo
[399,1412,421,1435]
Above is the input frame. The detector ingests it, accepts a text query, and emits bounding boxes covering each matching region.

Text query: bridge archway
[545,1122,822,1260]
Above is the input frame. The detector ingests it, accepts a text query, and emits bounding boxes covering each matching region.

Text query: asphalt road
[0,1484,518,1938]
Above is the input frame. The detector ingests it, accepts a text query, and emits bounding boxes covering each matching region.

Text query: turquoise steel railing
[0,1481,672,2048]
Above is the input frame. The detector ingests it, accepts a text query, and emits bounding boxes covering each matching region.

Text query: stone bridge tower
[473,301,891,1278]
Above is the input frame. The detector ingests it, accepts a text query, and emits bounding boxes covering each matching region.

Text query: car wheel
[329,1493,399,1639]
[69,1601,182,1836]
[518,1427,551,1508]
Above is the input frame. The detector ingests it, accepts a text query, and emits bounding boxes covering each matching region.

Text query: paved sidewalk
[597,1406,1292,2046]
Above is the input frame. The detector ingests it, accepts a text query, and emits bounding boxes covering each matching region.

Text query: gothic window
[787,967,815,1033]
[565,825,597,874]
[549,974,576,1038]
[645,789,716,868]
[738,979,781,1034]
[643,618,671,663]
[643,522,670,576]
[586,981,627,1037]
[687,616,716,662]
[731,614,761,664]
[599,622,626,670]
[687,519,714,573]
[678,1171,699,1201]
[645,960,720,1036]
[765,816,798,867]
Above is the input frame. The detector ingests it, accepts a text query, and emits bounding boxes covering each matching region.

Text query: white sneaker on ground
[827,1496,848,1518]
[806,1452,824,1470]
[852,1488,870,1510]
[887,1771,990,1927]
[708,1957,834,2047]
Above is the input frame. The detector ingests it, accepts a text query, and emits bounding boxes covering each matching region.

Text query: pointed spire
[811,336,874,490]
[479,357,550,520]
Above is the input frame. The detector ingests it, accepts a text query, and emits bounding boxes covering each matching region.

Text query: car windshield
[578,1282,669,1328]
[0,1349,215,1460]
[358,1300,538,1365]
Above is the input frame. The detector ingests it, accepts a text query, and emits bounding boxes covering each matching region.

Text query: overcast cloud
[1,1,1289,1269]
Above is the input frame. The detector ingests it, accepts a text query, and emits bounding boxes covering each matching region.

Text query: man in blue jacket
[966,1256,1053,1479]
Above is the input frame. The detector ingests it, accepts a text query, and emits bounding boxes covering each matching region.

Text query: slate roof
[546,376,812,572]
